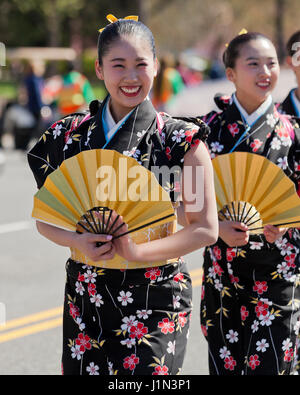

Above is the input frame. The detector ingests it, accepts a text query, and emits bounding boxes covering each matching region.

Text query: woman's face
[226,38,280,114]
[95,34,157,122]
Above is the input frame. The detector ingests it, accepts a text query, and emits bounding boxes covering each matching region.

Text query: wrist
[126,242,143,262]
[218,221,226,238]
[69,231,81,248]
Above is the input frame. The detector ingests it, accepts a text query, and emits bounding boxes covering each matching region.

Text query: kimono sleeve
[291,119,300,196]
[163,116,211,169]
[27,117,73,189]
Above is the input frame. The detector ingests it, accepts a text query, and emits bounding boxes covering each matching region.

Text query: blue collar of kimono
[101,95,134,149]
[229,94,273,153]
[290,88,300,117]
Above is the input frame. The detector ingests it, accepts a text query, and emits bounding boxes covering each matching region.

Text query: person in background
[152,53,184,111]
[279,30,300,117]
[23,60,45,132]
[56,61,95,117]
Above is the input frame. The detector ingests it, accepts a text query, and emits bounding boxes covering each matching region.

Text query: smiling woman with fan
[185,31,300,375]
[27,15,218,375]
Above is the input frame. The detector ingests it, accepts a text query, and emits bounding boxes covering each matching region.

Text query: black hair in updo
[222,32,272,68]
[97,19,156,65]
[286,30,300,57]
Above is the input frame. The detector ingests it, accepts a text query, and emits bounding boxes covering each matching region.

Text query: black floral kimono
[198,94,300,375]
[278,88,300,118]
[27,96,209,375]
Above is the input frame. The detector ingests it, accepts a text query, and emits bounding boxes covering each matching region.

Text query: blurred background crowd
[0,0,298,155]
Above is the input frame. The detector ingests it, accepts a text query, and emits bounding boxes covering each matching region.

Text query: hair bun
[89,100,101,116]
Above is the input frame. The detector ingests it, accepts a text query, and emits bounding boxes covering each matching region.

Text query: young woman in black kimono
[181,32,300,375]
[27,16,218,375]
[279,30,300,117]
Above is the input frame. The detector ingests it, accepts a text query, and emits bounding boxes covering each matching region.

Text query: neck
[235,92,269,115]
[108,98,135,123]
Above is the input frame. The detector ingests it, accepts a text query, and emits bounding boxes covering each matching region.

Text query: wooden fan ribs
[213,152,300,233]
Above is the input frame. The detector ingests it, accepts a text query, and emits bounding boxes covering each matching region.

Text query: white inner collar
[103,98,117,139]
[233,93,272,126]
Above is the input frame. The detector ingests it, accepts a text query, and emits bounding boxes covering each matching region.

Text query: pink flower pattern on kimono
[62,259,192,375]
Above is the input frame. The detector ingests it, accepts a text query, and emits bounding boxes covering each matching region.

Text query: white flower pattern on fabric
[256,339,269,352]
[266,113,277,128]
[167,340,176,355]
[226,329,239,343]
[117,291,133,306]
[210,141,224,153]
[171,129,186,143]
[277,156,288,170]
[270,137,281,150]
[53,124,63,139]
[86,362,100,375]
[249,241,264,250]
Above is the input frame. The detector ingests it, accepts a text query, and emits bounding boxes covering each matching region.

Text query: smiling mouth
[120,86,141,97]
[256,81,271,90]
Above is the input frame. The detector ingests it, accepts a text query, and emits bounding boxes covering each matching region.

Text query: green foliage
[0,0,298,63]
[0,81,17,99]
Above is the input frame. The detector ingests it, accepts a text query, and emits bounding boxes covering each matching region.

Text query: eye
[137,62,147,67]
[113,64,124,68]
[248,62,258,67]
[269,61,277,67]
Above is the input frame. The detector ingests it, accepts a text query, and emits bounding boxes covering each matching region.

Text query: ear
[95,59,104,80]
[225,67,235,83]
[286,56,294,70]
[153,57,158,78]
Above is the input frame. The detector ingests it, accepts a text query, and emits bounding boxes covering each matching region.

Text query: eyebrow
[245,56,277,61]
[110,57,147,62]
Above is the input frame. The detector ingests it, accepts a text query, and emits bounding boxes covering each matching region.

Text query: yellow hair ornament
[225,28,248,47]
[238,28,248,35]
[98,14,139,33]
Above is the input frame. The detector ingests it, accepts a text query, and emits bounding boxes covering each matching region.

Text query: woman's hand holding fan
[219,220,249,247]
[107,212,140,262]
[72,231,116,262]
[263,224,288,243]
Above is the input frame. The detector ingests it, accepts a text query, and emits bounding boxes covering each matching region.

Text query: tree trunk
[137,0,149,24]
[275,0,286,64]
[70,16,83,71]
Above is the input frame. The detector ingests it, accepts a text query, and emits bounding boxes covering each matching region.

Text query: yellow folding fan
[212,152,300,233]
[32,149,176,268]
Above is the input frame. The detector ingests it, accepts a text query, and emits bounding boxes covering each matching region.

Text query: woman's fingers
[94,242,116,261]
[232,221,249,232]
[264,224,287,243]
[108,212,127,237]
[219,220,249,246]
[88,233,113,243]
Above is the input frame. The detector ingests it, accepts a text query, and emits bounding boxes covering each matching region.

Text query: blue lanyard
[229,125,251,153]
[290,89,300,118]
[229,107,270,153]
[101,99,133,149]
